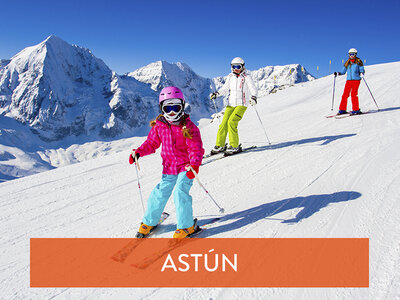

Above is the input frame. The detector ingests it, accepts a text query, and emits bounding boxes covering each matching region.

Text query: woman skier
[334,48,365,115]
[129,86,205,238]
[209,57,258,155]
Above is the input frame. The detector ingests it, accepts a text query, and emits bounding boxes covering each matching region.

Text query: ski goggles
[231,64,242,70]
[349,53,356,56]
[162,104,183,114]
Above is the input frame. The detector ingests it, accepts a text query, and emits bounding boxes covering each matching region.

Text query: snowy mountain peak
[43,34,69,46]
[0,36,156,141]
[128,60,200,91]
[129,60,214,117]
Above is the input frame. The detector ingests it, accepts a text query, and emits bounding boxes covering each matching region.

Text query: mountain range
[1,35,314,141]
[0,35,158,141]
[0,35,314,181]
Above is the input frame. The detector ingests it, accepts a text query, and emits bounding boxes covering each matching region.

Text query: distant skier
[334,48,365,115]
[209,57,258,155]
[129,86,205,238]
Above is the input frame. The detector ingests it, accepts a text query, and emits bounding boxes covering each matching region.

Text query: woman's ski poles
[134,155,145,214]
[186,165,225,214]
[211,98,221,124]
[253,106,272,145]
[362,76,380,111]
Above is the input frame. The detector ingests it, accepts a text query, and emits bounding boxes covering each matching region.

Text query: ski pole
[331,75,336,111]
[211,97,221,124]
[253,106,272,145]
[134,155,145,214]
[362,76,380,111]
[186,165,225,214]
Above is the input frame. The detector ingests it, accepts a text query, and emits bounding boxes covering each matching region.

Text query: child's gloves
[185,165,199,179]
[129,150,140,164]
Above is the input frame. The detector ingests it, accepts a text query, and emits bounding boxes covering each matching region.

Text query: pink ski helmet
[159,86,185,104]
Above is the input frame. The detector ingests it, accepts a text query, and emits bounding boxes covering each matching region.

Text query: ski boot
[351,110,362,115]
[210,143,227,155]
[135,223,155,238]
[224,144,243,156]
[173,219,200,238]
[337,110,347,115]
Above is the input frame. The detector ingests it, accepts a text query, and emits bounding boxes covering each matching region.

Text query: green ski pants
[216,105,247,148]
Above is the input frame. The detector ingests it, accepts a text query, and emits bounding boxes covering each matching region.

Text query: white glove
[250,96,257,106]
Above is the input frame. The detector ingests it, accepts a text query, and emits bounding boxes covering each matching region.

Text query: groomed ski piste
[1,61,400,299]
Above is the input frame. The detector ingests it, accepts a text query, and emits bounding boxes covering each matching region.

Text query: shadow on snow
[246,133,357,153]
[199,191,362,237]
[368,106,400,114]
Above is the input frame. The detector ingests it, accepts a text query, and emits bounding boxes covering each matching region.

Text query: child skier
[129,86,205,238]
[209,57,258,155]
[334,48,365,115]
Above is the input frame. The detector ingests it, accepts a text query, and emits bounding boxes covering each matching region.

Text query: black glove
[210,92,218,100]
[334,72,339,77]
[250,96,257,106]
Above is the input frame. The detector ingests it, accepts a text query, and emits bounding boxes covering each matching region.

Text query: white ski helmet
[231,57,245,71]
[348,48,358,55]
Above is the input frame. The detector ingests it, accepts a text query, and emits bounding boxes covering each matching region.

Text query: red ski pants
[339,80,361,111]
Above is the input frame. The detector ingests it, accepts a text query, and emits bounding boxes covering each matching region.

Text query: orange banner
[30,238,368,287]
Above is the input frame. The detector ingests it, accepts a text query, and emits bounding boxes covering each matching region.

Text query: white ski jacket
[217,71,258,107]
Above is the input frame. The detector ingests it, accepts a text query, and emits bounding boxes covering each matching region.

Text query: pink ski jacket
[136,115,204,175]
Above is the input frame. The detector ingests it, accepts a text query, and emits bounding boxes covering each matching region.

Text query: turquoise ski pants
[143,171,194,229]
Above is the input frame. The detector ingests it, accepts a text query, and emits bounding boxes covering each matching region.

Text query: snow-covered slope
[1,61,399,299]
[0,114,54,182]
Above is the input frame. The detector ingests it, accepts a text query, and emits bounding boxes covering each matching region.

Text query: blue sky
[1,0,399,78]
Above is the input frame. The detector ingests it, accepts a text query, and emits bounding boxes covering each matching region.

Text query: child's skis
[131,217,221,269]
